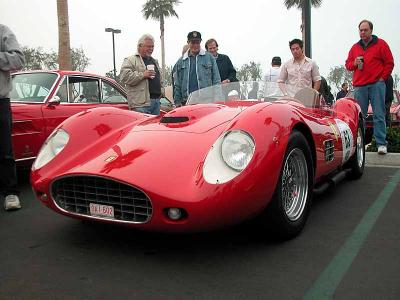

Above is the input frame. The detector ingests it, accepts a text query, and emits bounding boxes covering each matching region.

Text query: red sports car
[31,82,365,239]
[11,70,129,167]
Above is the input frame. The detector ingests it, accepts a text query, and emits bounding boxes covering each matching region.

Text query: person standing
[205,38,237,84]
[0,24,24,211]
[120,34,163,115]
[336,82,349,100]
[264,56,282,83]
[345,20,394,154]
[173,31,221,106]
[385,74,394,125]
[277,39,321,91]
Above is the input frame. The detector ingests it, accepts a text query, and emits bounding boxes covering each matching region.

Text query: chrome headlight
[203,130,255,184]
[32,129,69,170]
[221,131,255,171]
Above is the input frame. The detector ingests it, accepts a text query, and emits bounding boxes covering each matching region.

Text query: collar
[183,48,206,60]
[292,56,311,64]
[358,35,378,49]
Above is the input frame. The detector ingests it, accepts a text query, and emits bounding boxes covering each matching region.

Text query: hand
[222,79,230,84]
[144,70,156,79]
[354,57,362,67]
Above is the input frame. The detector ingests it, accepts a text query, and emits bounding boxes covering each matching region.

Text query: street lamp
[105,27,121,79]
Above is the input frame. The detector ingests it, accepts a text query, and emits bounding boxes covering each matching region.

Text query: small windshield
[11,72,58,102]
[187,81,303,105]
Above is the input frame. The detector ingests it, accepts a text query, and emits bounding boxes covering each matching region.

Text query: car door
[42,75,105,137]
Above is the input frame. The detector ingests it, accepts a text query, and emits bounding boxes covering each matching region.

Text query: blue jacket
[173,49,221,104]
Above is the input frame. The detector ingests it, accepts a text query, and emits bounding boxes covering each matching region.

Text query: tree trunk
[57,0,71,70]
[160,15,166,75]
[301,8,306,53]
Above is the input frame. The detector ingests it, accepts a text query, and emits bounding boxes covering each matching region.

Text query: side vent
[324,139,334,162]
[160,116,189,124]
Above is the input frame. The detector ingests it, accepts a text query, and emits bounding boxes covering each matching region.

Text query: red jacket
[345,35,394,87]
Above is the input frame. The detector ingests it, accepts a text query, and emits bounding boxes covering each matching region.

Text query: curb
[365,152,400,167]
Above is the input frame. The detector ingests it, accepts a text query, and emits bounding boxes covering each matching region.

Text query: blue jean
[133,98,160,115]
[354,81,386,146]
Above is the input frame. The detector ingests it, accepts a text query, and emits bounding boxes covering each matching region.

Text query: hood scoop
[160,116,190,124]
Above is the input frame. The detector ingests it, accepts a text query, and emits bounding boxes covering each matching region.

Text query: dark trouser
[0,98,19,196]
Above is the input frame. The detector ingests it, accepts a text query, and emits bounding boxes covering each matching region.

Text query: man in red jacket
[345,20,394,154]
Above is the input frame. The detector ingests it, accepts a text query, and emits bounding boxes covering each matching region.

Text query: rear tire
[347,117,365,179]
[265,130,313,240]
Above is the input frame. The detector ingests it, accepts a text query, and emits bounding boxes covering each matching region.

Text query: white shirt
[264,66,281,82]
[277,57,321,88]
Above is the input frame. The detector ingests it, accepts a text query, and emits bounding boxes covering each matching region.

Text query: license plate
[89,203,114,219]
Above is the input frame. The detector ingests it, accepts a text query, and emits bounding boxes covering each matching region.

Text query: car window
[11,72,57,102]
[68,77,101,103]
[102,80,127,103]
[55,79,69,103]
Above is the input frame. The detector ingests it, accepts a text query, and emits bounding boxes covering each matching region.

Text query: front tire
[265,130,313,240]
[347,117,365,179]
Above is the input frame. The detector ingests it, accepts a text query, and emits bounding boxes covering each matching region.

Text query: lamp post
[105,27,121,79]
[303,0,311,58]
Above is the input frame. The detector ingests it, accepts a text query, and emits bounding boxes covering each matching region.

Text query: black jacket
[216,54,238,82]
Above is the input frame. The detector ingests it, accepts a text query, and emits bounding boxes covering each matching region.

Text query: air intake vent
[160,116,189,123]
[51,176,152,223]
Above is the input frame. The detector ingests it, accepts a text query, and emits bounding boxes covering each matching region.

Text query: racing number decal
[335,119,354,164]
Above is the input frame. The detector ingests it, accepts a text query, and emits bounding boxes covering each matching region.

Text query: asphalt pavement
[0,163,399,299]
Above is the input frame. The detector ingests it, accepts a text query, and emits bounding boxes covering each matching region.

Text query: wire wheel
[281,148,308,221]
[356,127,364,168]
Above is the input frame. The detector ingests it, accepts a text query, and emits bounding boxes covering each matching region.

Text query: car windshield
[11,72,58,102]
[187,81,303,105]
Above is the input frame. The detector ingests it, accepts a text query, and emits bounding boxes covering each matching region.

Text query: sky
[1,0,399,89]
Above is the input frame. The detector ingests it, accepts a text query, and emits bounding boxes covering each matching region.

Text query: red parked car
[11,70,129,167]
[31,81,365,239]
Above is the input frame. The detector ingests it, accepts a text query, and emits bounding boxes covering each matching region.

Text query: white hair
[137,34,155,51]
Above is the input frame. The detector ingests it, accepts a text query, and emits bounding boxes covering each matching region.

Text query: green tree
[21,46,90,71]
[71,47,90,71]
[283,0,323,48]
[237,61,262,82]
[56,0,72,70]
[142,0,181,74]
[327,65,353,92]
[394,74,399,89]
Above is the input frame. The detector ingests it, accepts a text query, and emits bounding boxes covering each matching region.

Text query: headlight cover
[221,131,255,171]
[32,129,69,170]
[203,130,255,184]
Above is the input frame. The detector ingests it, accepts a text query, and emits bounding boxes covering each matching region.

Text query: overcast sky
[1,0,399,83]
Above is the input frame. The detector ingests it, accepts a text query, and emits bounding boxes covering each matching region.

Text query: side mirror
[48,95,61,106]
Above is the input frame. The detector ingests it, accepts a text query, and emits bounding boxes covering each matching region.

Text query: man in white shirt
[277,39,321,91]
[264,56,281,82]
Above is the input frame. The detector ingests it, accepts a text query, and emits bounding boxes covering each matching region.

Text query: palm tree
[142,0,181,74]
[284,0,322,48]
[56,0,71,70]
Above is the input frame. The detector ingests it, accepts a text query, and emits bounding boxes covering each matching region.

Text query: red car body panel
[11,70,129,166]
[31,93,362,233]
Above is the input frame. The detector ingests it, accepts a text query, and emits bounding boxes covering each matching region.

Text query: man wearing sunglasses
[173,31,221,106]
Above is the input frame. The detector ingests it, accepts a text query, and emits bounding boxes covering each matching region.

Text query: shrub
[366,126,400,153]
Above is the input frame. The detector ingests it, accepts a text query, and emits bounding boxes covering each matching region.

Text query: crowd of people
[0,18,395,211]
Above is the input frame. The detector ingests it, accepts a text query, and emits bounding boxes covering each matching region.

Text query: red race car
[31,82,365,239]
[11,70,129,167]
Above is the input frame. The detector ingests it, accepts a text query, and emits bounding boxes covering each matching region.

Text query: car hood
[43,104,248,191]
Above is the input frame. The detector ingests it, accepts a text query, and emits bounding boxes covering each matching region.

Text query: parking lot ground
[0,166,399,300]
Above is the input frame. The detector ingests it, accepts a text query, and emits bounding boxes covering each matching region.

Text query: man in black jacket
[205,38,238,83]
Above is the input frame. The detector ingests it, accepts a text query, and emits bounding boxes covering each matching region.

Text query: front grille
[51,176,152,223]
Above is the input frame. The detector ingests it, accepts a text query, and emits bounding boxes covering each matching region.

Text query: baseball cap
[187,31,202,41]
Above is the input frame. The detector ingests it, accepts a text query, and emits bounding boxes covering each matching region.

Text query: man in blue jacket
[173,31,221,106]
